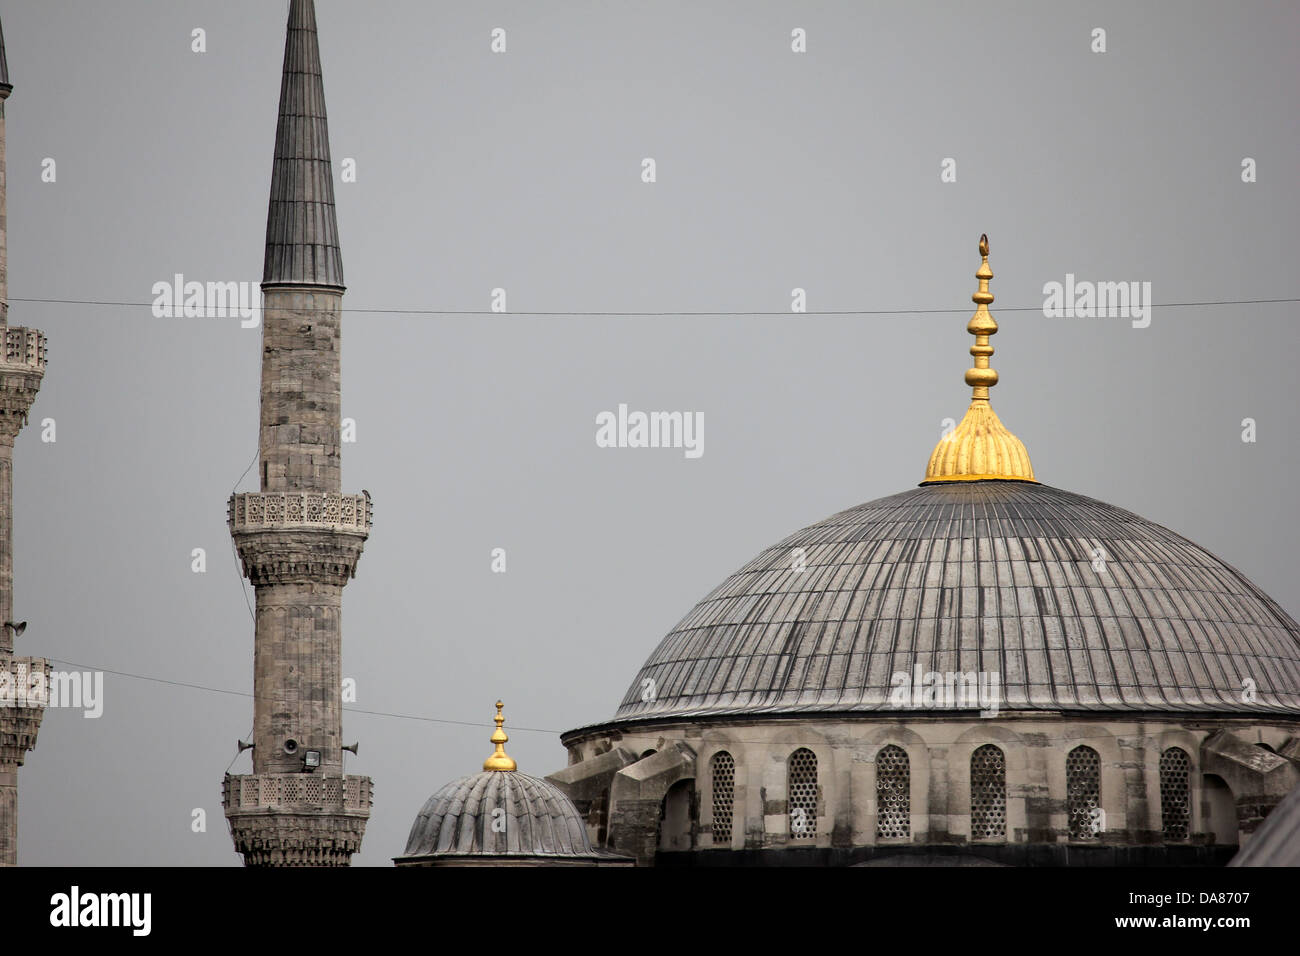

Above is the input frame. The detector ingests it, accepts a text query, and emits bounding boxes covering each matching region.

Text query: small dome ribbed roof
[611,481,1300,722]
[398,770,596,861]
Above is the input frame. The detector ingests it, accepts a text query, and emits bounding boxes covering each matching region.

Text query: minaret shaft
[258,290,342,494]
[251,582,344,775]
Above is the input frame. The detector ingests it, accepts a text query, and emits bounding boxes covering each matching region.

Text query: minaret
[222,0,372,866]
[0,16,51,868]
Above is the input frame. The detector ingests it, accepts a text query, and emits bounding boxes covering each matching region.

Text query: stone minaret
[0,16,51,868]
[222,0,372,867]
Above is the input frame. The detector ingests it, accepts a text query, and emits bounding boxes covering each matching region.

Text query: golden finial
[922,234,1038,484]
[482,699,517,772]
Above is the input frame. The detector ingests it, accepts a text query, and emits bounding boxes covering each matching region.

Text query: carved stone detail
[0,656,49,766]
[229,491,372,533]
[231,526,368,586]
[0,327,45,439]
[223,772,372,867]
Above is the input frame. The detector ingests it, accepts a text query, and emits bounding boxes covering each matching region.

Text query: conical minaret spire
[923,234,1037,484]
[223,0,373,867]
[0,14,13,323]
[263,0,344,289]
[0,14,52,867]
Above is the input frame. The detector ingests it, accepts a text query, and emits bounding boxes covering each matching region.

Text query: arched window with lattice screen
[970,744,1006,841]
[1159,747,1190,842]
[1066,745,1101,841]
[787,748,817,840]
[876,745,911,840]
[710,751,735,846]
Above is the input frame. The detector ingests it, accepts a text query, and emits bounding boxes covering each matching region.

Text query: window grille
[711,751,735,846]
[1067,745,1101,841]
[787,748,818,839]
[1160,747,1190,842]
[876,745,911,840]
[970,744,1006,840]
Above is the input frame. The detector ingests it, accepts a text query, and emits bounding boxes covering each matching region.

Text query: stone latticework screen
[710,751,735,845]
[876,745,911,840]
[970,744,1006,840]
[787,748,817,839]
[1160,747,1191,842]
[1067,745,1101,841]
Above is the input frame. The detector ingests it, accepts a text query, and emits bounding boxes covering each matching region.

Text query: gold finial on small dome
[922,234,1038,484]
[483,700,517,772]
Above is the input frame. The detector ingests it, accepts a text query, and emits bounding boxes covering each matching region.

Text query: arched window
[1159,747,1190,842]
[876,745,911,840]
[657,780,695,852]
[710,751,736,847]
[1066,745,1101,841]
[970,744,1006,841]
[787,748,818,840]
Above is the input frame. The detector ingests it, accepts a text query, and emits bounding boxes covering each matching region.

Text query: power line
[45,657,562,735]
[8,295,1300,316]
[40,656,1283,749]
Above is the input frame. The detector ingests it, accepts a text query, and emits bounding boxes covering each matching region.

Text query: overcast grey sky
[6,0,1298,865]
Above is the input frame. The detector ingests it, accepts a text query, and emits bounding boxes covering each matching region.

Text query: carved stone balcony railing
[0,657,52,709]
[0,657,52,766]
[223,772,372,866]
[223,773,373,814]
[1,327,47,371]
[228,492,372,533]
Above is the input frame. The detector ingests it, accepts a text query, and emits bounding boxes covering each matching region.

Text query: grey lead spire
[0,15,10,91]
[262,0,343,289]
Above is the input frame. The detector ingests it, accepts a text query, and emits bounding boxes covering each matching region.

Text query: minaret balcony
[223,772,372,815]
[0,657,50,766]
[1,327,46,371]
[228,492,371,586]
[223,772,372,867]
[0,327,46,435]
[228,491,371,533]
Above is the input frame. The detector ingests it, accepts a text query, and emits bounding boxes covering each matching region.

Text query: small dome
[396,701,619,865]
[397,769,597,861]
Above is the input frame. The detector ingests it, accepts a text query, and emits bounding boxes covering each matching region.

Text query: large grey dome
[397,770,599,862]
[614,481,1300,722]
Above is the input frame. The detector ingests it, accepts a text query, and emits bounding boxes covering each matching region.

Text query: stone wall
[560,715,1300,863]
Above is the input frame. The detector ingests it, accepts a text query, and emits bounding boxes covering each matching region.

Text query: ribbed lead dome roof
[613,481,1300,721]
[398,770,597,861]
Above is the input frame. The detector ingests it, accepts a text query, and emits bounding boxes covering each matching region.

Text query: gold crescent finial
[483,699,517,771]
[922,234,1038,484]
[965,233,998,399]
